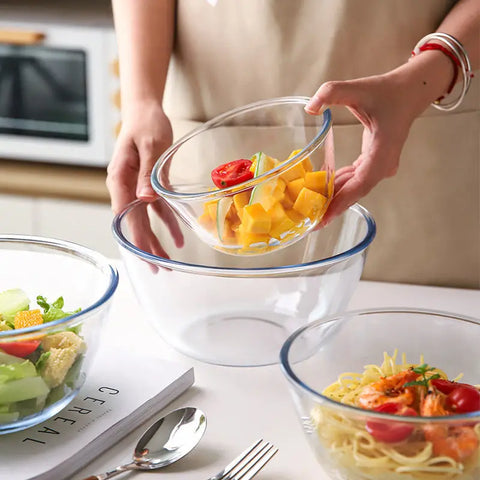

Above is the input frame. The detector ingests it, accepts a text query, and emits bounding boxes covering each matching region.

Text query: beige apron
[163,0,480,288]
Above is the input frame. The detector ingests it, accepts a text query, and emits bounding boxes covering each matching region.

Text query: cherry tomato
[0,340,41,357]
[365,403,417,443]
[446,386,480,413]
[430,378,478,395]
[211,159,254,188]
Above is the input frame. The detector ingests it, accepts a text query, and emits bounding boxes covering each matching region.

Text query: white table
[74,265,479,480]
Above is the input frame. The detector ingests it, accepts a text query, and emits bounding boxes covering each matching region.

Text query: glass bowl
[112,199,375,367]
[280,308,480,480]
[151,96,335,256]
[0,235,118,434]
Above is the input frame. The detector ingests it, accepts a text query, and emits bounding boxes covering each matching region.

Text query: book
[0,345,194,480]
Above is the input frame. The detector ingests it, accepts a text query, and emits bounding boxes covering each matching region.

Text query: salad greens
[0,288,85,426]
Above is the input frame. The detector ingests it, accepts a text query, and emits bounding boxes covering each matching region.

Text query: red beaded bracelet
[417,43,460,101]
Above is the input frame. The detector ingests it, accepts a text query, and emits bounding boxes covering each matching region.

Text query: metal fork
[207,439,278,480]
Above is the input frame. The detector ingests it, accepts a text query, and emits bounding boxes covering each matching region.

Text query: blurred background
[0,0,118,257]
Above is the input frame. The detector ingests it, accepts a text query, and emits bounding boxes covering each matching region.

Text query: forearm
[112,0,175,114]
[386,0,479,117]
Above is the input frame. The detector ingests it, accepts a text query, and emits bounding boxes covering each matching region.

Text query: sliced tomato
[446,386,480,413]
[0,340,41,358]
[365,402,417,443]
[430,378,478,395]
[211,159,253,189]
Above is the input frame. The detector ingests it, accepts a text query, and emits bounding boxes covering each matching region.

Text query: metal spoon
[82,407,207,480]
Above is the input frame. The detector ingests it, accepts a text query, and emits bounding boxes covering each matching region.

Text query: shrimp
[357,369,419,410]
[421,391,479,463]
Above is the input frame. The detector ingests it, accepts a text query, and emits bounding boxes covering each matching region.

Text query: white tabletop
[73,265,480,480]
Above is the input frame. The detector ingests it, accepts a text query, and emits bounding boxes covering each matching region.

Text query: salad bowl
[280,309,480,480]
[0,235,118,434]
[151,96,335,256]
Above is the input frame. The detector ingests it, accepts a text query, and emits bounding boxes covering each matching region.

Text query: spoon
[82,407,207,480]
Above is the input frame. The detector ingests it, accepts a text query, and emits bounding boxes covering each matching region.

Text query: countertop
[0,159,109,203]
[72,264,480,480]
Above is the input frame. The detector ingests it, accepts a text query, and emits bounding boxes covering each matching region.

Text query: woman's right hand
[107,102,184,257]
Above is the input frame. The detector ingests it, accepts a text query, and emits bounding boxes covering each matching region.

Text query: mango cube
[237,224,270,246]
[254,178,286,211]
[286,177,305,200]
[242,203,271,234]
[205,200,219,221]
[302,157,314,172]
[293,187,328,218]
[266,202,287,223]
[286,208,305,224]
[304,171,327,194]
[233,191,251,211]
[281,162,306,183]
[270,216,296,239]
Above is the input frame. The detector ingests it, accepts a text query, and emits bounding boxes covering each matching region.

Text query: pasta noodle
[311,351,480,479]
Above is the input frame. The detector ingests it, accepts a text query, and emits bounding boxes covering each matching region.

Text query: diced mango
[304,171,327,194]
[14,309,43,330]
[281,193,295,210]
[237,225,270,246]
[328,171,335,197]
[293,187,328,218]
[286,208,305,224]
[198,211,214,229]
[302,157,314,172]
[242,203,271,234]
[233,191,251,211]
[286,177,305,200]
[281,162,306,183]
[270,216,296,239]
[266,202,287,223]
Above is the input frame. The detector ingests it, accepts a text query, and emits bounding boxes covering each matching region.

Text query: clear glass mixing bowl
[112,199,375,367]
[151,96,335,255]
[280,308,480,480]
[0,235,118,434]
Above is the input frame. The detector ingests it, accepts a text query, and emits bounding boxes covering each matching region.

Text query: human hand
[305,73,422,225]
[107,101,183,253]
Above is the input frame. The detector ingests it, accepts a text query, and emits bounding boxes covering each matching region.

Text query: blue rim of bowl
[151,96,332,201]
[0,234,119,338]
[280,307,480,422]
[112,202,376,276]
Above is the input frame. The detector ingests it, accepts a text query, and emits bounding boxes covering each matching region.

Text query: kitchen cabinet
[0,193,119,258]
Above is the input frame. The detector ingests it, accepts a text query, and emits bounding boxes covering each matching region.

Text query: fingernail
[305,100,325,115]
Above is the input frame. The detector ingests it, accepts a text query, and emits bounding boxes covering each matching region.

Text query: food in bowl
[198,149,334,253]
[0,288,85,424]
[151,96,335,255]
[315,350,480,479]
[280,308,480,480]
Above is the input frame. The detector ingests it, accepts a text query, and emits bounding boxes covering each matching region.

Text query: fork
[207,439,278,480]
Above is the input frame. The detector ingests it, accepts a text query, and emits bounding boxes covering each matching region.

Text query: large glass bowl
[0,235,118,434]
[112,199,375,367]
[151,96,335,256]
[280,309,480,480]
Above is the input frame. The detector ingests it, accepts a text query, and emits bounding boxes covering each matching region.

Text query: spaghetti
[312,351,480,479]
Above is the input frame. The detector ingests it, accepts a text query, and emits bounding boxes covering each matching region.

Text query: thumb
[305,80,360,114]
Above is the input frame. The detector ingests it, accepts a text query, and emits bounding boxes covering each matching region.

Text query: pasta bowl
[280,309,480,480]
[151,96,335,256]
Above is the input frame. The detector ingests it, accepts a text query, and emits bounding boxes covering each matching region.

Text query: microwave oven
[0,2,119,167]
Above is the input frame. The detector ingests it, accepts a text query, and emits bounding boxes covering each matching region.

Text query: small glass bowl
[112,199,375,367]
[151,96,334,256]
[280,308,480,480]
[0,235,118,434]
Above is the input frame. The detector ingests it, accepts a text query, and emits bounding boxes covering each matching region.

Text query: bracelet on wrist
[411,32,474,111]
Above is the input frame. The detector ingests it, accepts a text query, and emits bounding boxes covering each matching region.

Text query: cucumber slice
[0,376,49,404]
[0,351,25,365]
[0,411,20,422]
[216,197,233,241]
[249,152,280,206]
[0,289,29,324]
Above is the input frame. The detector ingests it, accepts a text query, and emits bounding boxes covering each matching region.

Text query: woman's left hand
[305,71,428,225]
